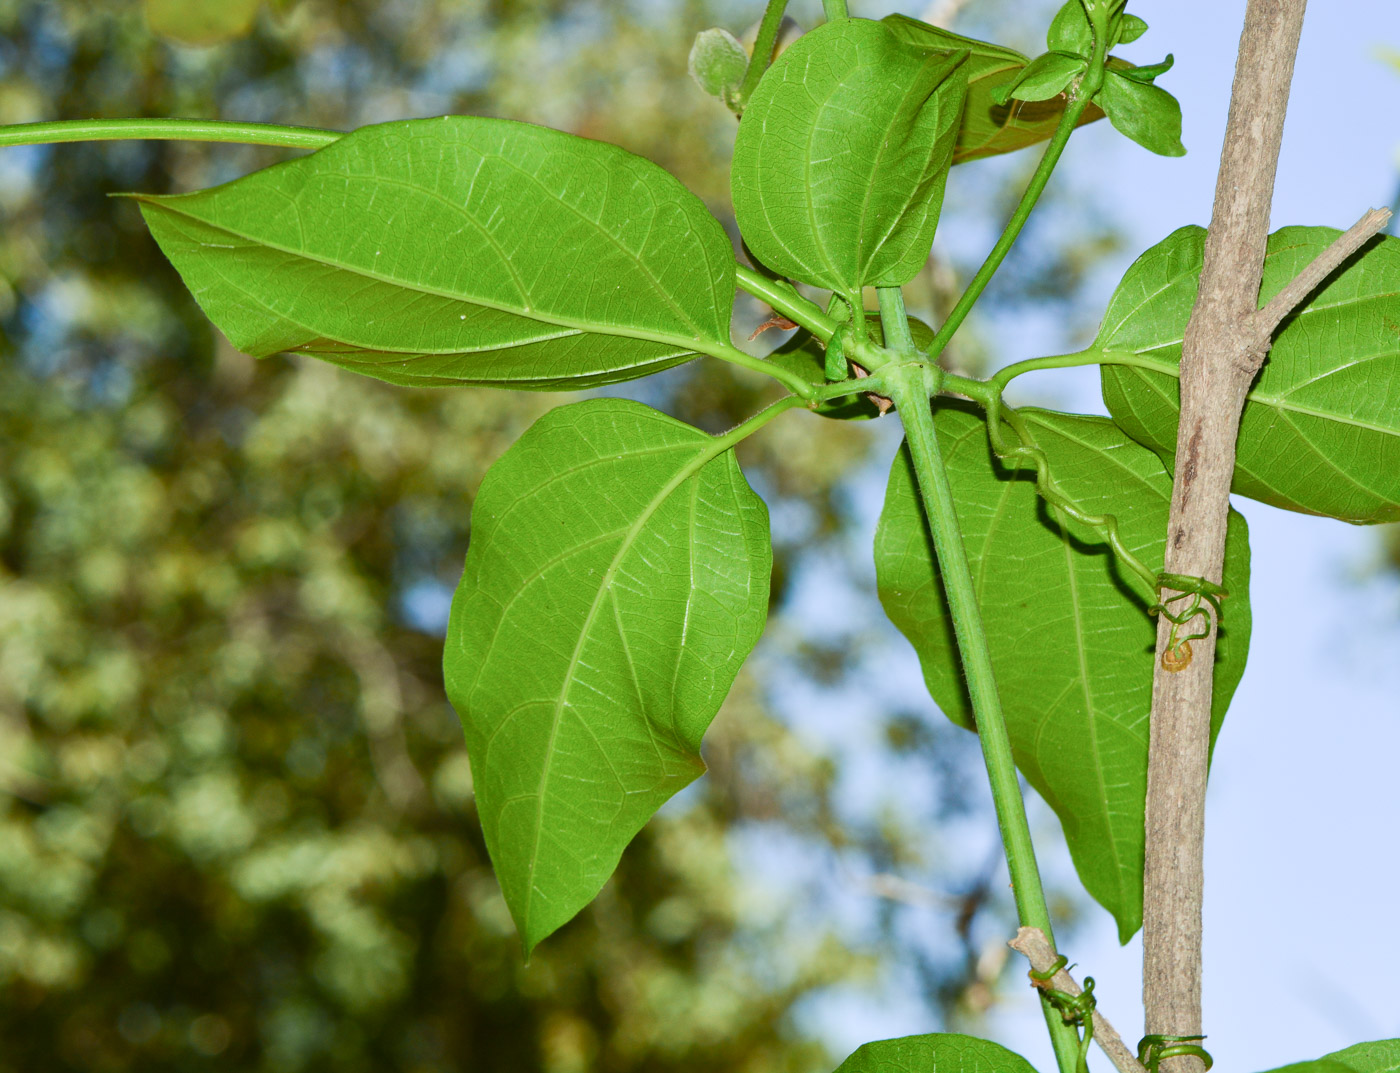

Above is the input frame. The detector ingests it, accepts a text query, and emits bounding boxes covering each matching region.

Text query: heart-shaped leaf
[1100,226,1400,523]
[445,399,771,954]
[875,405,1251,940]
[732,18,967,294]
[136,116,738,390]
[882,14,1112,165]
[833,1033,1041,1073]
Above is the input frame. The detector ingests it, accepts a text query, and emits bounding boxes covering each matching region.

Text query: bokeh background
[0,2,1395,1072]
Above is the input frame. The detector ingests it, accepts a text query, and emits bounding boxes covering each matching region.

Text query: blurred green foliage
[0,1,1104,1069]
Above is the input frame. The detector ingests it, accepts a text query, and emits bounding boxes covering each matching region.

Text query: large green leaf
[875,405,1251,941]
[833,1033,1040,1073]
[732,18,967,293]
[444,399,771,954]
[881,14,1111,164]
[136,116,737,389]
[1099,226,1400,523]
[1259,1041,1400,1073]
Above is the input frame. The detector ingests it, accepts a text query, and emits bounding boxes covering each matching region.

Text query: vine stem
[734,264,840,341]
[883,354,1079,1073]
[0,117,342,151]
[735,0,790,110]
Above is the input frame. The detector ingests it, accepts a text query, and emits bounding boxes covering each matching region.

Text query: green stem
[924,98,1088,364]
[735,0,790,110]
[821,0,849,20]
[885,363,1080,1073]
[734,264,840,341]
[0,118,343,151]
[702,340,817,400]
[875,286,917,356]
[713,392,805,449]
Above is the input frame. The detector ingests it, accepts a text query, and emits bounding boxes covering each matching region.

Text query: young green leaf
[731,18,968,294]
[1095,69,1186,156]
[883,14,1111,164]
[992,51,1085,105]
[833,1033,1041,1073]
[444,399,771,955]
[1256,1040,1400,1073]
[135,116,738,389]
[1100,226,1400,523]
[1114,13,1149,45]
[875,405,1251,941]
[1046,0,1093,56]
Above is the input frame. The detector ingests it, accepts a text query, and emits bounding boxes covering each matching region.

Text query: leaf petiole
[734,264,841,341]
[734,0,791,111]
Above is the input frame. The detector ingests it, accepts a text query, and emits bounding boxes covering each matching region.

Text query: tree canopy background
[0,2,1122,1070]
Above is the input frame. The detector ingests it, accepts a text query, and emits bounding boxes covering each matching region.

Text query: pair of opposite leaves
[132,30,1400,954]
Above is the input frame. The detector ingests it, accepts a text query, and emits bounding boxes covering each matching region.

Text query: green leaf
[689,27,749,107]
[1047,0,1093,56]
[1100,226,1400,523]
[993,51,1085,105]
[444,399,771,954]
[731,18,967,293]
[766,313,934,420]
[136,116,737,390]
[883,14,1111,165]
[1096,69,1186,156]
[833,1033,1041,1073]
[145,0,262,45]
[875,405,1251,941]
[1257,1041,1400,1073]
[1114,13,1149,45]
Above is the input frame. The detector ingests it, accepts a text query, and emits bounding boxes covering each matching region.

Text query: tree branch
[1253,207,1391,336]
[1142,2,1310,1068]
[1008,928,1146,1073]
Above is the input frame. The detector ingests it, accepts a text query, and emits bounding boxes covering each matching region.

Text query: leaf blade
[875,405,1251,940]
[137,116,737,389]
[1099,226,1400,522]
[732,18,967,292]
[444,399,771,954]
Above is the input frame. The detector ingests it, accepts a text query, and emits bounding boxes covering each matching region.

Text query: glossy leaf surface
[732,18,967,293]
[137,116,736,389]
[833,1033,1040,1073]
[1100,226,1400,522]
[445,399,771,954]
[1258,1041,1400,1073]
[883,14,1111,164]
[875,406,1251,940]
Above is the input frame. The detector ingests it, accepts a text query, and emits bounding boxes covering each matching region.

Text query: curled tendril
[979,387,1228,652]
[1032,966,1096,1073]
[1150,575,1228,672]
[983,391,1159,597]
[1137,1034,1213,1073]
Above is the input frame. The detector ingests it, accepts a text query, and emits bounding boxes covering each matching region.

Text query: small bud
[688,28,749,109]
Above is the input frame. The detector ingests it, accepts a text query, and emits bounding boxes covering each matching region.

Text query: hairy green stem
[875,286,918,357]
[735,0,790,110]
[923,98,1090,364]
[734,264,840,341]
[713,392,806,449]
[885,364,1079,1073]
[0,118,342,151]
